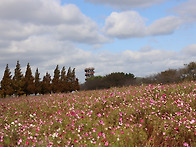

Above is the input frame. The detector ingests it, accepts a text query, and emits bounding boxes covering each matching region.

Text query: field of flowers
[0,81,196,146]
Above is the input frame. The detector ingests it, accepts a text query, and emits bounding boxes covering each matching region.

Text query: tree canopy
[0,61,80,98]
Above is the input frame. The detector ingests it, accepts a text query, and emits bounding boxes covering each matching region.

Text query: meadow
[0,81,195,147]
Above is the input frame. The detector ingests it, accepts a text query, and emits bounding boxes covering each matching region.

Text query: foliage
[0,64,13,98]
[66,67,79,92]
[142,61,196,84]
[24,63,35,96]
[34,68,41,95]
[12,61,25,96]
[0,62,80,97]
[0,81,195,146]
[60,66,68,93]
[52,65,61,93]
[82,72,135,90]
[41,72,52,95]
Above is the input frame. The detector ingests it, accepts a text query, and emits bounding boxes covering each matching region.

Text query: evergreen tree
[34,68,41,95]
[41,72,51,94]
[24,63,35,96]
[60,66,68,93]
[74,78,80,91]
[13,61,24,96]
[52,65,60,93]
[67,67,78,92]
[0,64,14,98]
[66,67,73,92]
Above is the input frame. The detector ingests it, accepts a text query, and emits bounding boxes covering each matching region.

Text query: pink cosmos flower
[183,142,189,147]
[98,132,102,136]
[97,113,101,117]
[105,142,109,146]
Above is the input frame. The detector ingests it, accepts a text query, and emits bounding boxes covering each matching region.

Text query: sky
[0,0,196,83]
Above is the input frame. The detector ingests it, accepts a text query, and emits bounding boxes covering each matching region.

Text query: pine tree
[74,78,80,91]
[34,68,41,95]
[66,67,79,92]
[24,63,35,96]
[13,61,24,96]
[66,67,73,92]
[52,65,60,93]
[41,72,51,94]
[60,66,68,93]
[0,64,14,98]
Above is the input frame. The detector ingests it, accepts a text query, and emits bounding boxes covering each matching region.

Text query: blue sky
[0,0,195,83]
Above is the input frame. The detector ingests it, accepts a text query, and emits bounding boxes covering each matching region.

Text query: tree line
[81,62,196,90]
[0,61,80,98]
[81,72,136,90]
[141,61,196,84]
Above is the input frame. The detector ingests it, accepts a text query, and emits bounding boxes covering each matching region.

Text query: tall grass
[0,81,195,146]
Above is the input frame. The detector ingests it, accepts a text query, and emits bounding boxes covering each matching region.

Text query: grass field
[0,81,196,146]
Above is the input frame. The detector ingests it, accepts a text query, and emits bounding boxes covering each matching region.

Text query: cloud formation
[85,0,166,9]
[103,11,146,38]
[103,11,184,39]
[173,0,196,22]
[0,0,108,44]
[0,0,195,83]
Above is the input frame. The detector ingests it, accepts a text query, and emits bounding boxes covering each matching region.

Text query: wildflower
[102,133,106,138]
[183,142,189,147]
[140,119,143,123]
[105,142,109,146]
[190,119,195,124]
[26,141,29,145]
[175,127,179,131]
[100,120,105,125]
[98,132,102,136]
[18,138,22,145]
[52,132,58,138]
[97,113,101,117]
[111,131,115,134]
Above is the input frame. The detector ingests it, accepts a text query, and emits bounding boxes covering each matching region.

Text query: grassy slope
[0,81,196,146]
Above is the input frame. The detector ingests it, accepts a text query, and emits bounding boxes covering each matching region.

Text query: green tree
[186,62,196,81]
[66,68,79,92]
[66,67,74,92]
[0,64,14,98]
[13,61,24,96]
[156,69,179,84]
[24,63,35,96]
[34,68,41,95]
[74,78,80,91]
[52,65,60,93]
[41,72,51,94]
[60,66,68,93]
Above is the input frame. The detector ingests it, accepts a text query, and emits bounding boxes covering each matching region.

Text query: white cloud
[0,20,44,41]
[0,0,109,44]
[173,0,196,22]
[181,44,196,56]
[103,11,146,38]
[147,16,183,35]
[0,37,195,83]
[0,0,195,84]
[85,0,166,9]
[0,0,83,25]
[103,11,184,39]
